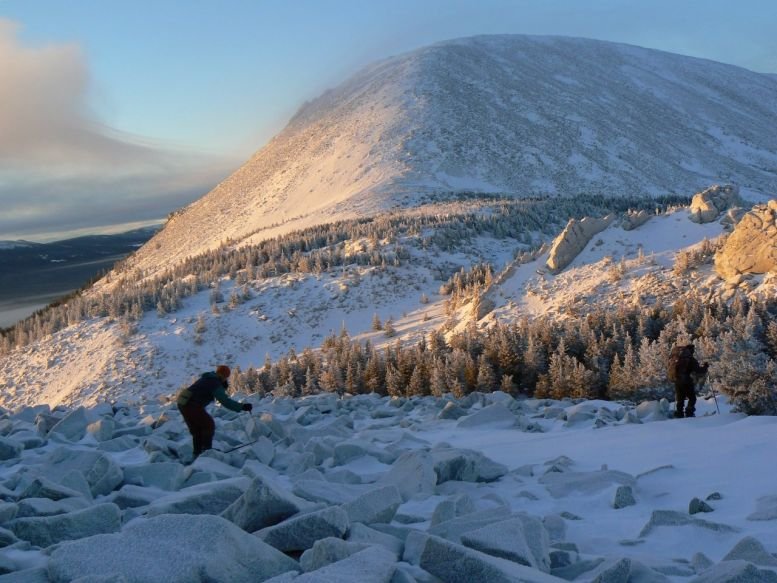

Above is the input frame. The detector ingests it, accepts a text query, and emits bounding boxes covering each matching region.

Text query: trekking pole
[706,375,720,415]
[219,411,259,454]
[219,439,259,454]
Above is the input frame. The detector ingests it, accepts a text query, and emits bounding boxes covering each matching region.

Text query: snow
[0,392,775,580]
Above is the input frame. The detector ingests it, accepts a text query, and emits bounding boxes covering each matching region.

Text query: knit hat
[216,365,231,378]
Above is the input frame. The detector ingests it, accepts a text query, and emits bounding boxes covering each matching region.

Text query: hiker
[668,344,708,418]
[177,365,253,458]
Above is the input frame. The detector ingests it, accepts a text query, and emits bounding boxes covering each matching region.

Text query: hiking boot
[673,410,684,419]
[685,411,695,418]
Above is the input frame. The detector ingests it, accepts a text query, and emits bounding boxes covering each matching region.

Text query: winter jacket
[177,372,243,412]
[676,351,708,384]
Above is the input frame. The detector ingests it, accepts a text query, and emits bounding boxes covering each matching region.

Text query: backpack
[667,346,692,382]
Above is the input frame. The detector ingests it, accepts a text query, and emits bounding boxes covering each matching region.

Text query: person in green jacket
[176,365,253,458]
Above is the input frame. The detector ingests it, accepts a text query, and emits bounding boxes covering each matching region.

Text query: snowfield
[0,391,775,582]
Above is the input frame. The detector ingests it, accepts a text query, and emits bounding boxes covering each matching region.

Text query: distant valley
[0,226,159,328]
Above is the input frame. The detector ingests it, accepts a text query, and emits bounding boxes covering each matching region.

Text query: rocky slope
[116,35,777,282]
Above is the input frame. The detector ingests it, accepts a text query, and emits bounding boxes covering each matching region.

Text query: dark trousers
[674,379,696,417]
[178,404,215,456]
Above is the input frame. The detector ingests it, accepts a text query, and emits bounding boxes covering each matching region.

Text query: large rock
[460,514,551,572]
[256,506,350,553]
[221,476,309,532]
[145,476,249,517]
[689,559,777,583]
[293,480,376,505]
[722,536,777,567]
[300,537,372,572]
[16,496,91,517]
[430,447,507,484]
[47,514,299,583]
[689,184,740,224]
[347,523,404,557]
[715,200,777,281]
[0,437,23,461]
[294,546,397,582]
[48,407,91,441]
[378,450,437,502]
[18,476,83,502]
[106,485,161,510]
[456,403,517,429]
[539,468,635,498]
[122,462,186,491]
[44,449,123,496]
[406,532,565,583]
[341,486,402,525]
[429,507,513,543]
[546,215,616,273]
[9,502,121,547]
[639,510,737,537]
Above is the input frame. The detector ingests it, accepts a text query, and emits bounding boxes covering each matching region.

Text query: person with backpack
[668,344,708,418]
[176,365,253,459]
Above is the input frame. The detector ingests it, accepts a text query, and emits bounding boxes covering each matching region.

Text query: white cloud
[0,20,239,241]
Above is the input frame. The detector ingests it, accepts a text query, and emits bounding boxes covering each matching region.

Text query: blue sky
[1,0,775,241]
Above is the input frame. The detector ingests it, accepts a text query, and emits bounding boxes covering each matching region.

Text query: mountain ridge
[117,34,777,282]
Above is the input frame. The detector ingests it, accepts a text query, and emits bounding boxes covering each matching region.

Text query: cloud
[0,20,239,241]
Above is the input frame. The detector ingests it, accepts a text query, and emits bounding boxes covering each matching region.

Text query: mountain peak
[118,35,777,281]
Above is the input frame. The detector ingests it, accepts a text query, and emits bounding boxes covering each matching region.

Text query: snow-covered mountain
[123,35,777,280]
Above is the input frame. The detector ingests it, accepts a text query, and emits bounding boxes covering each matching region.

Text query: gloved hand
[242,403,253,412]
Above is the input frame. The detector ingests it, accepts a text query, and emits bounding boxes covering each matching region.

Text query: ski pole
[706,375,720,415]
[219,439,259,454]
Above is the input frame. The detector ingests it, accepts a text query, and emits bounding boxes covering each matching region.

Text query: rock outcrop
[714,200,777,281]
[546,215,615,273]
[689,184,741,223]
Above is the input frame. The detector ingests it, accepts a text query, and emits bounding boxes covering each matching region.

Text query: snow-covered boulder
[689,184,740,224]
[539,468,635,498]
[16,496,91,518]
[144,476,249,517]
[613,485,637,509]
[405,532,564,582]
[715,200,777,281]
[9,502,121,547]
[430,447,507,483]
[638,510,737,537]
[341,485,402,525]
[690,560,777,582]
[44,449,123,497]
[377,451,437,502]
[460,514,551,572]
[86,418,115,442]
[721,536,777,567]
[106,484,162,510]
[437,401,467,420]
[456,403,517,429]
[47,514,299,583]
[18,476,84,502]
[347,523,404,557]
[256,506,350,553]
[0,435,23,461]
[294,545,397,582]
[293,480,376,505]
[299,537,372,572]
[221,476,309,532]
[429,507,512,543]
[122,462,186,491]
[48,407,91,442]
